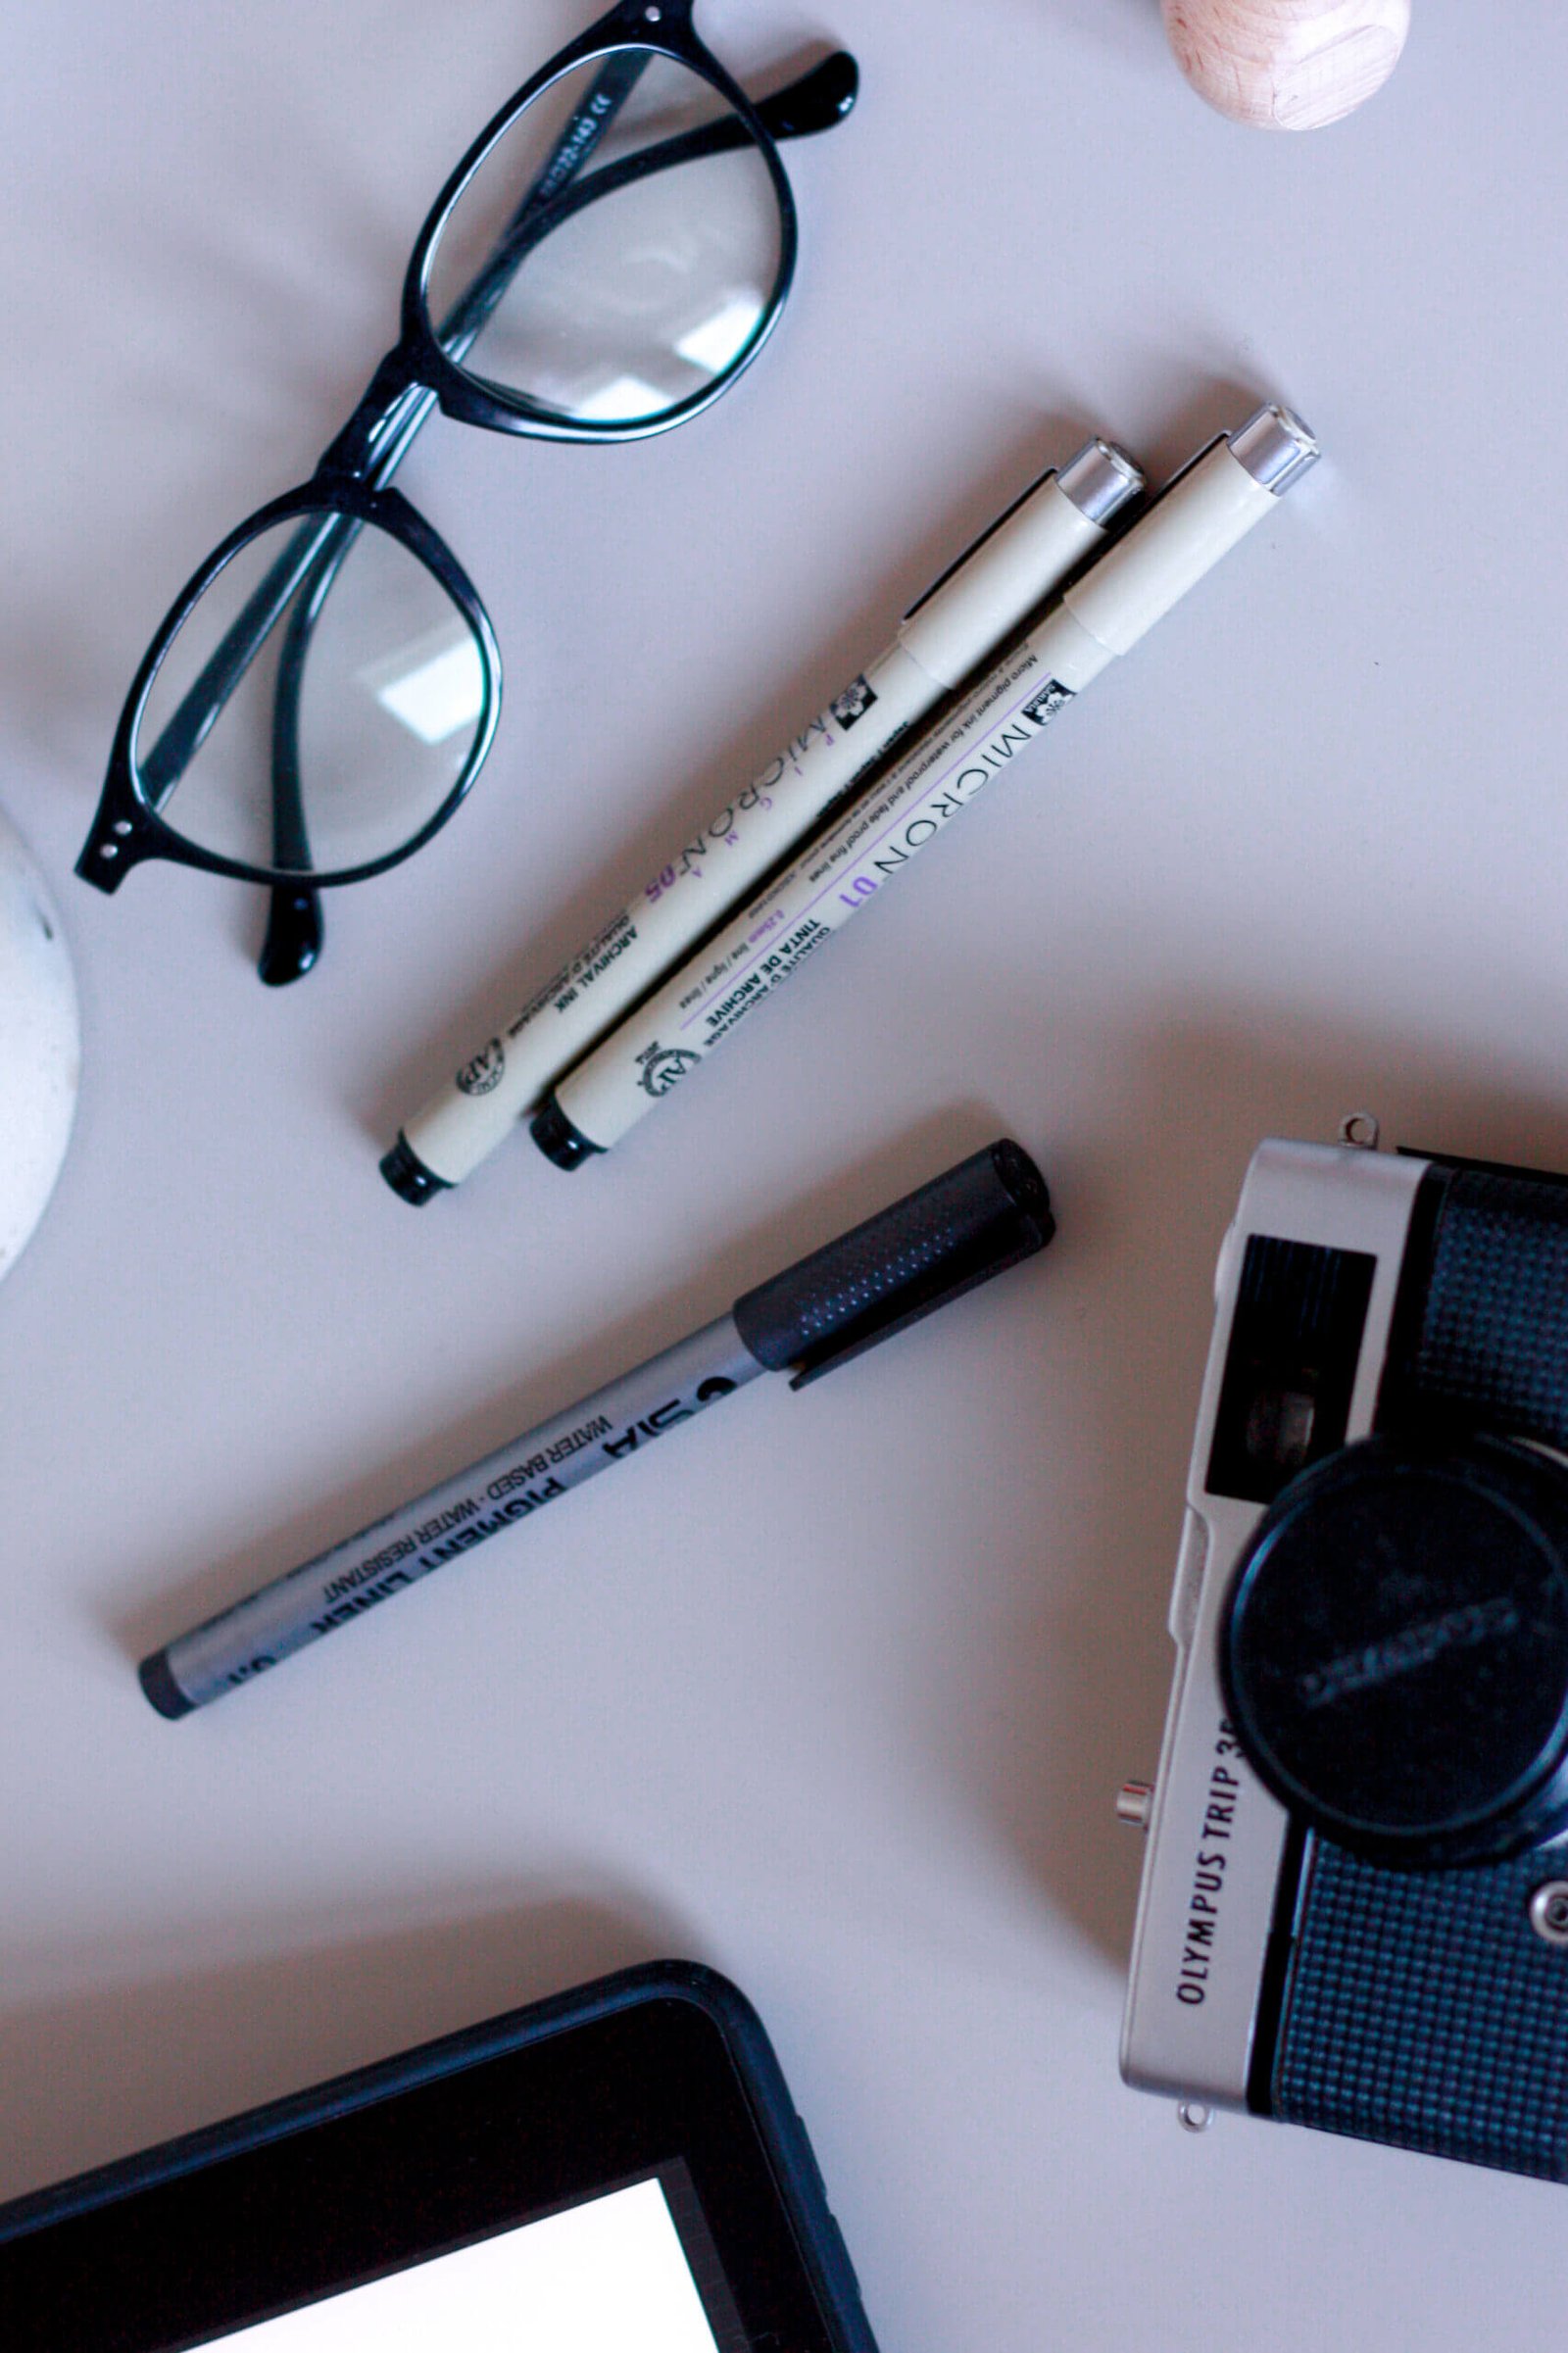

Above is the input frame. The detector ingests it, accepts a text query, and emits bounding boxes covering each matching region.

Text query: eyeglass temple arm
[257,48,660,982]
[260,588,325,982]
[135,511,347,812]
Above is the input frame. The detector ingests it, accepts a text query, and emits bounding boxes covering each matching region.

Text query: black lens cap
[1220,1436,1568,1868]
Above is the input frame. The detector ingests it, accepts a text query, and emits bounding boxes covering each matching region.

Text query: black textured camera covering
[1274,1837,1568,2180]
[731,1139,1053,1385]
[1406,1168,1568,1448]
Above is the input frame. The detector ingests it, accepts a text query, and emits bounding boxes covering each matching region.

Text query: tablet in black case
[0,1959,879,2353]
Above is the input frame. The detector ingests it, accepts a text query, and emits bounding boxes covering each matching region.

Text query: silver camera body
[1120,1132,1431,2117]
[1123,1125,1568,2182]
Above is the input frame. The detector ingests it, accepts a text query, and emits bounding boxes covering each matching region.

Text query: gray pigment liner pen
[140,1140,1053,1715]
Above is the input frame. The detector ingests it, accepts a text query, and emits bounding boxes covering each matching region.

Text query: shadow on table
[965,996,1568,1970]
[0,1884,690,2210]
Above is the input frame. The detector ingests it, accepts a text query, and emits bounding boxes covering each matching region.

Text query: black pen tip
[139,1650,194,1720]
[380,1133,450,1205]
[529,1094,603,1172]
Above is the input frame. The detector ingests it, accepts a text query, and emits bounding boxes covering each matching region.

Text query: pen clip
[731,1140,1055,1390]
[901,464,1064,625]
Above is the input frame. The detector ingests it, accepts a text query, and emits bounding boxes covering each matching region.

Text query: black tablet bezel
[0,1961,876,2353]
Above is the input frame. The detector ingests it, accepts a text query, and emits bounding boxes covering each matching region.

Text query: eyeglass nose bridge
[315,350,435,489]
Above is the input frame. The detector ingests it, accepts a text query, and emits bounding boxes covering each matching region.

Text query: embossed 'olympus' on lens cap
[1220,1435,1568,1869]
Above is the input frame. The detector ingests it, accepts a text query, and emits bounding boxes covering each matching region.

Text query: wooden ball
[1163,0,1410,130]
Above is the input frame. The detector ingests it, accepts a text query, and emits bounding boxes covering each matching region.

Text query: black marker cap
[381,1133,453,1205]
[1221,1435,1568,1869]
[732,1138,1054,1389]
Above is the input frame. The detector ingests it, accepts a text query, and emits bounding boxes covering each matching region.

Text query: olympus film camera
[1121,1127,1568,2182]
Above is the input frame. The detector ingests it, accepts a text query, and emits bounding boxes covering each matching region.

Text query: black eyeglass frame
[77,0,856,966]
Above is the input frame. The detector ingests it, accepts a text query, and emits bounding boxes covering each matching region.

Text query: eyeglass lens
[425,49,785,427]
[134,513,488,877]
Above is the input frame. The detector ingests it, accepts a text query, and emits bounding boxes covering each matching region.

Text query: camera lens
[1219,1435,1568,1868]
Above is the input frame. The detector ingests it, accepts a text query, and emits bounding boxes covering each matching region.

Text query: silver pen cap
[1228,402,1319,497]
[1058,436,1145,526]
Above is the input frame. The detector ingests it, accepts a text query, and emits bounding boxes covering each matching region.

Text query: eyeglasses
[77,0,858,984]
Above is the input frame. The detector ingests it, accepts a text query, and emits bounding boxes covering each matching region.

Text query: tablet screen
[216,2167,742,2352]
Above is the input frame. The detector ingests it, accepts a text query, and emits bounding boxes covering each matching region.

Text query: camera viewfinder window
[1206,1236,1376,1504]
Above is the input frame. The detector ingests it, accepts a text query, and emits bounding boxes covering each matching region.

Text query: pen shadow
[956,999,1568,1969]
[348,405,1109,1148]
[0,1886,691,2209]
[104,1099,1008,1663]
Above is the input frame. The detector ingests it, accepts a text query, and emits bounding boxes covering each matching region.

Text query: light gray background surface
[5,3,1568,2344]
